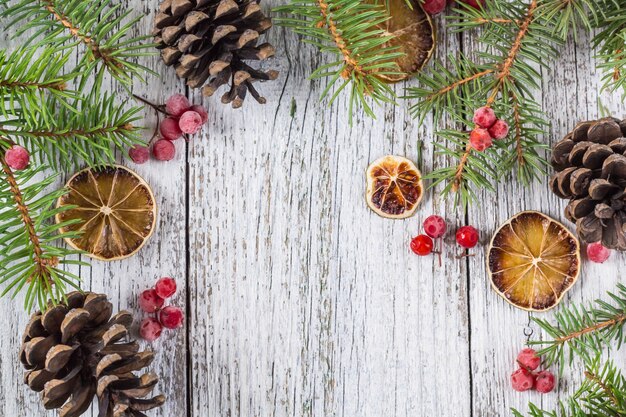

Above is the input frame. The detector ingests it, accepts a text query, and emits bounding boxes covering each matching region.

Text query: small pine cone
[20,292,165,417]
[154,0,279,108]
[550,117,626,250]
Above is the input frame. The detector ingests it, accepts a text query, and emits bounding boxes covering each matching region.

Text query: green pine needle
[530,283,626,368]
[513,358,626,417]
[0,163,86,312]
[274,0,403,123]
[0,0,156,85]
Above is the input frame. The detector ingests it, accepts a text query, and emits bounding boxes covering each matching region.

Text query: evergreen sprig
[513,359,626,417]
[592,0,626,95]
[0,155,85,312]
[0,0,152,311]
[0,47,77,126]
[0,91,143,171]
[0,0,155,85]
[530,283,626,368]
[407,0,563,207]
[274,0,404,121]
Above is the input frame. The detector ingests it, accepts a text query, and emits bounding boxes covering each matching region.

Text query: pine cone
[20,292,165,417]
[550,117,626,250]
[154,0,279,108]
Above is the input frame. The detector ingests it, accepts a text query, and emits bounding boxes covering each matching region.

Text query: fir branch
[0,147,85,311]
[592,1,626,95]
[0,47,77,126]
[530,283,626,368]
[513,359,626,417]
[407,0,561,206]
[0,0,155,85]
[0,92,144,171]
[274,0,404,121]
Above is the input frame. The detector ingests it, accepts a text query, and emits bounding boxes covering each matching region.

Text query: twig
[41,0,117,68]
[426,69,494,101]
[485,0,537,107]
[317,0,367,81]
[555,315,626,344]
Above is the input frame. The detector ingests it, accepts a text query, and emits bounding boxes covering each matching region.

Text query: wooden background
[1,1,625,416]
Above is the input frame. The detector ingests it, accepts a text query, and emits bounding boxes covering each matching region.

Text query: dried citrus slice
[487,211,581,312]
[56,166,157,261]
[374,0,435,82]
[366,155,424,219]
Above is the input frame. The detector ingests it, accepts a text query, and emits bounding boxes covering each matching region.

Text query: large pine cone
[550,117,626,250]
[20,292,165,417]
[154,0,278,108]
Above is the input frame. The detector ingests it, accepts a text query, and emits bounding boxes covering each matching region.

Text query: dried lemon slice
[487,211,581,312]
[366,155,424,219]
[56,166,157,261]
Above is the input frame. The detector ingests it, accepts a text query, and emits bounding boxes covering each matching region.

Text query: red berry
[423,215,447,239]
[456,226,479,249]
[138,289,164,313]
[5,145,30,170]
[128,145,150,164]
[587,242,611,263]
[517,348,541,371]
[473,106,497,128]
[511,368,535,392]
[152,139,176,161]
[190,105,209,124]
[535,370,555,393]
[140,317,163,342]
[159,306,184,329]
[166,94,191,117]
[489,119,510,140]
[160,117,183,141]
[422,0,446,14]
[469,128,493,152]
[155,277,177,299]
[179,111,203,134]
[411,234,434,256]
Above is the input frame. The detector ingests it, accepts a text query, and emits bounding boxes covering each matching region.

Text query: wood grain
[1,1,625,417]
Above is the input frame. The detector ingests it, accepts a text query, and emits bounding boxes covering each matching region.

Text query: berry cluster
[138,277,184,341]
[469,107,510,152]
[422,0,484,15]
[587,242,611,263]
[3,145,30,171]
[410,215,479,260]
[129,94,210,164]
[511,348,555,393]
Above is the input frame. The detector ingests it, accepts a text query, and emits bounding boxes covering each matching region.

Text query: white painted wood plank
[188,5,471,417]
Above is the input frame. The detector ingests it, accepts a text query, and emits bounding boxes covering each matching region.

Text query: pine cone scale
[551,117,626,250]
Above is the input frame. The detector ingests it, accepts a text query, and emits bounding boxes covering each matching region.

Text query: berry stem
[455,251,475,259]
[516,359,536,375]
[132,94,168,115]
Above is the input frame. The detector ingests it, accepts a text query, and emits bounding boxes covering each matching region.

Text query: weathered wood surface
[1,2,625,417]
